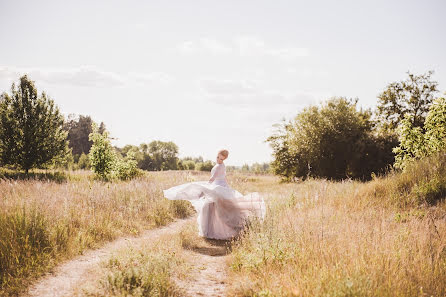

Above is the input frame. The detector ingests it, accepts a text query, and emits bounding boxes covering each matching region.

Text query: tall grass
[0,170,197,296]
[81,233,188,297]
[227,154,446,296]
[3,160,446,296]
[364,152,446,207]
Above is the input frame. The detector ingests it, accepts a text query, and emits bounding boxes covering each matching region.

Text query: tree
[88,124,141,180]
[0,75,69,174]
[196,160,214,171]
[148,140,179,170]
[64,114,106,157]
[267,97,394,180]
[88,123,116,179]
[393,96,446,170]
[182,160,196,170]
[376,71,438,131]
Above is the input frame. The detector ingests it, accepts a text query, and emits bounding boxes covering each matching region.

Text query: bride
[163,149,266,240]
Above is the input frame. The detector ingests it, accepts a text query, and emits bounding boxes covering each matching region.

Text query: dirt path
[175,234,229,297]
[24,218,195,297]
[176,250,228,297]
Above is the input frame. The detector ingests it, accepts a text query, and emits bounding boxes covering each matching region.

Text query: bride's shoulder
[214,163,225,170]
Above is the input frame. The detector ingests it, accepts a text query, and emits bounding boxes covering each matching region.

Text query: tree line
[0,75,222,177]
[267,71,444,181]
[2,72,443,181]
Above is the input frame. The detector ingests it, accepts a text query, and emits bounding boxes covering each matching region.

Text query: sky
[1,0,445,165]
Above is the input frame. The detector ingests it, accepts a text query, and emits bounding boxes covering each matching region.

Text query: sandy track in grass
[24,217,194,297]
[175,251,228,297]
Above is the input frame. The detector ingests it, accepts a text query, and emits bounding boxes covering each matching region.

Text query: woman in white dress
[163,150,266,240]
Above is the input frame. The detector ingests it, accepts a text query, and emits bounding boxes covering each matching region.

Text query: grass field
[0,170,196,296]
[226,154,446,296]
[1,154,446,296]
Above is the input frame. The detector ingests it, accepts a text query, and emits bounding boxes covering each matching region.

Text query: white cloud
[176,36,309,60]
[198,78,319,107]
[199,79,258,95]
[235,36,267,56]
[128,72,173,85]
[177,38,233,55]
[267,48,310,60]
[0,66,172,88]
[37,66,125,87]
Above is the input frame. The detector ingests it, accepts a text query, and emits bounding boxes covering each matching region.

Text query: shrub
[182,160,196,170]
[195,160,214,171]
[394,96,446,169]
[89,123,116,180]
[113,151,142,180]
[78,152,90,169]
[89,124,141,181]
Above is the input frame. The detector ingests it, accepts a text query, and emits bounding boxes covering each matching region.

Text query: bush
[394,96,446,169]
[195,160,214,171]
[89,124,141,181]
[182,160,196,170]
[113,151,142,180]
[78,152,90,169]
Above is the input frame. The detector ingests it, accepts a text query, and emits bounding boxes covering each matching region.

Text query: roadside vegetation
[0,170,195,296]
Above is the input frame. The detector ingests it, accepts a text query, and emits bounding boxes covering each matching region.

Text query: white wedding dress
[163,163,266,240]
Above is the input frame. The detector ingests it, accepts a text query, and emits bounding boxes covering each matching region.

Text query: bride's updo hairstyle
[219,149,229,159]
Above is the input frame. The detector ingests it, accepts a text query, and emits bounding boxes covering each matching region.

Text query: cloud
[199,78,319,107]
[177,38,233,55]
[267,48,310,60]
[199,79,258,95]
[0,66,172,88]
[176,36,309,61]
[128,72,173,85]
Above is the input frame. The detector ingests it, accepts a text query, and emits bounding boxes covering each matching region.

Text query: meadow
[1,154,446,296]
[0,169,195,296]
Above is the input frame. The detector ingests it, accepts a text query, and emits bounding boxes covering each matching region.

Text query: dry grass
[0,170,198,296]
[80,233,188,297]
[2,159,446,296]
[227,156,446,296]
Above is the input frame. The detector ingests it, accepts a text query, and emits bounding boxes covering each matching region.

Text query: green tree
[64,114,106,158]
[0,75,69,174]
[268,97,394,180]
[77,152,90,169]
[196,160,214,171]
[148,140,179,170]
[425,96,446,153]
[376,71,438,131]
[394,96,446,169]
[182,160,196,170]
[88,123,116,179]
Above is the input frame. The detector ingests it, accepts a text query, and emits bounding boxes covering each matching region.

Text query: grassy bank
[227,154,446,296]
[0,170,197,296]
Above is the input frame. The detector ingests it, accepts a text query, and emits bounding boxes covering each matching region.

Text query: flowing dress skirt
[163,181,266,240]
